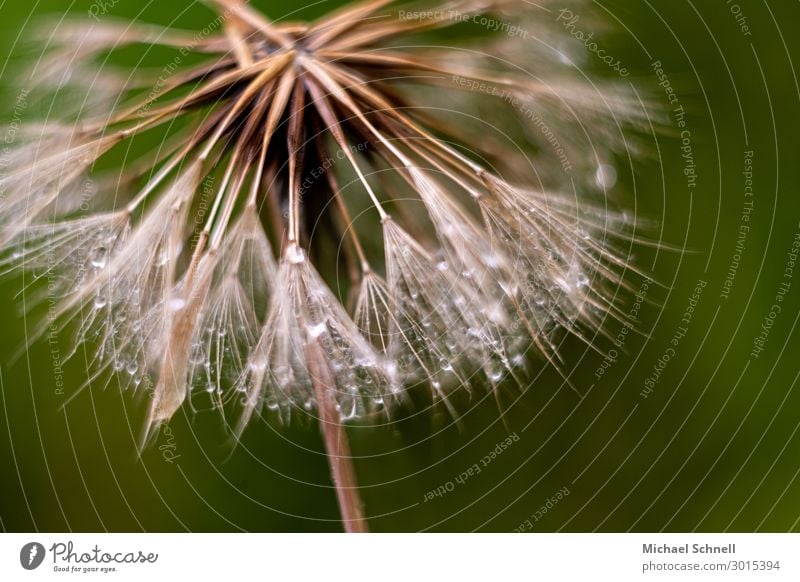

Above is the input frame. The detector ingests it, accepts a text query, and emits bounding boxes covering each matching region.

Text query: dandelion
[0,0,649,531]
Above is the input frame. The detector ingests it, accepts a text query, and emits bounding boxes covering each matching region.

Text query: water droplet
[169,298,186,311]
[286,244,305,264]
[483,253,502,269]
[595,164,617,189]
[249,359,267,373]
[90,247,107,269]
[156,249,172,266]
[307,322,327,339]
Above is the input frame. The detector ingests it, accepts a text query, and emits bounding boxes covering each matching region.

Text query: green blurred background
[1,0,799,532]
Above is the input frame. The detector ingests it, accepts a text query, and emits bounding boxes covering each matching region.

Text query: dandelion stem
[306,343,369,533]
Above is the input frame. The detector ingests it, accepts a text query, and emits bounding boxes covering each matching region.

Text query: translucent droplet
[156,249,170,266]
[483,253,502,269]
[90,247,107,269]
[595,164,617,189]
[307,323,327,339]
[169,298,186,311]
[286,244,305,264]
[249,359,267,373]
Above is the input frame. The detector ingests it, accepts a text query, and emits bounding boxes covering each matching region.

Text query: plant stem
[307,344,369,533]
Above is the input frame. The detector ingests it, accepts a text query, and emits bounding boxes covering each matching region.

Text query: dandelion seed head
[0,0,650,433]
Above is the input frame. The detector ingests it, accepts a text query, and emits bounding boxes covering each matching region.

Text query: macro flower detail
[0,0,647,531]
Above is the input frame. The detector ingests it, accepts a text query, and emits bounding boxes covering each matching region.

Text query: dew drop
[307,322,327,339]
[249,359,267,373]
[156,249,171,266]
[169,298,186,311]
[595,164,618,189]
[286,244,305,264]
